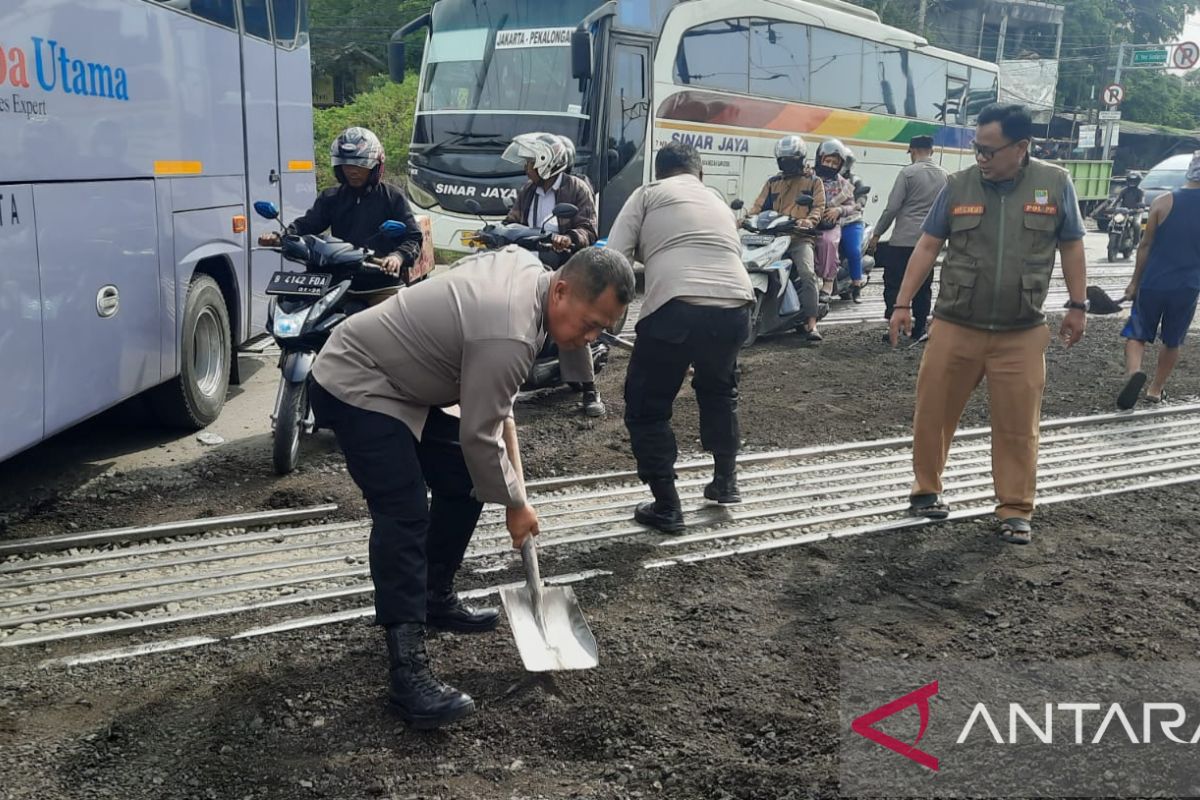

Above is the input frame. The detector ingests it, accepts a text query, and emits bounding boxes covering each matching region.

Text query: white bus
[1,0,316,462]
[391,0,998,252]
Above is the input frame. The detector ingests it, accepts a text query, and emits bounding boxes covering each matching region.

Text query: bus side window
[271,0,300,48]
[674,19,750,95]
[810,28,863,111]
[241,0,271,39]
[749,19,808,103]
[153,0,237,29]
[608,48,647,179]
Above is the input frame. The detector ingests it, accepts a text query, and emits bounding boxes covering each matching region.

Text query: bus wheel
[152,274,231,429]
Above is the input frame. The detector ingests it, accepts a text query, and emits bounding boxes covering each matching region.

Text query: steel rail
[0,504,339,558]
[644,471,1200,568]
[7,429,1190,604]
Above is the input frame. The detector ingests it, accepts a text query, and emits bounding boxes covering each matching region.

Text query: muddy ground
[2,315,1200,799]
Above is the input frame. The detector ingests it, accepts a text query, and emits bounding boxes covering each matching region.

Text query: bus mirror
[253,201,280,220]
[389,39,406,82]
[571,29,592,81]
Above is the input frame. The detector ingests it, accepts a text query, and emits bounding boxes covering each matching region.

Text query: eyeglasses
[971,139,1025,161]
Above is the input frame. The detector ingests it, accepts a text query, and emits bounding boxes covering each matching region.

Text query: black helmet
[1125,172,1142,186]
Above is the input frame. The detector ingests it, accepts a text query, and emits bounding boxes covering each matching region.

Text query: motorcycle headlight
[407,181,437,209]
[273,307,310,338]
[1112,213,1126,224]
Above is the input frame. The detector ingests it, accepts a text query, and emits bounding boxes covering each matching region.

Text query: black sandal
[908,493,950,520]
[997,517,1032,545]
[1117,372,1146,410]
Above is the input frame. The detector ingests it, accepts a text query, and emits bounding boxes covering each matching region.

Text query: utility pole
[917,0,928,35]
[1101,43,1126,162]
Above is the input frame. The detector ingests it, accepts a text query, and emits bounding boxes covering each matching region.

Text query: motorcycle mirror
[730,199,745,211]
[795,193,815,207]
[551,202,578,218]
[464,199,482,214]
[253,200,280,220]
[379,220,408,238]
[504,194,516,209]
[854,185,871,198]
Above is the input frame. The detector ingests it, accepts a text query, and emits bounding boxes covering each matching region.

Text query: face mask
[1188,151,1200,182]
[815,164,840,179]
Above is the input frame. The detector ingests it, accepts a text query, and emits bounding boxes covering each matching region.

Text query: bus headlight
[407,181,438,209]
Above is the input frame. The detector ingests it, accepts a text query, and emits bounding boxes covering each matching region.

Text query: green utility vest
[934,159,1071,331]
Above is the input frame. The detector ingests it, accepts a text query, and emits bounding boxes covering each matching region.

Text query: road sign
[1078,125,1097,148]
[1174,41,1199,70]
[1098,110,1122,121]
[1102,83,1125,106]
[1131,48,1169,65]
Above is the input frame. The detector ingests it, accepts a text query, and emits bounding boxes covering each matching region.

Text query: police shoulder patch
[951,204,985,216]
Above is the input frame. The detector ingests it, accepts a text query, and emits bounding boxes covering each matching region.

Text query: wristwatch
[1064,299,1089,311]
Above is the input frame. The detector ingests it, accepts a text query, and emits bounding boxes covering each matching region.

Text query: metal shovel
[499,537,599,672]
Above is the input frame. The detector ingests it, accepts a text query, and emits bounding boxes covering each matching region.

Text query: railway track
[4,403,1200,666]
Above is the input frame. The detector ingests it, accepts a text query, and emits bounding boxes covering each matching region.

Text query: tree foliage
[312,74,420,190]
[309,0,432,78]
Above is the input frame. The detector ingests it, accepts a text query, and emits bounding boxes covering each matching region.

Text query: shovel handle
[520,537,548,629]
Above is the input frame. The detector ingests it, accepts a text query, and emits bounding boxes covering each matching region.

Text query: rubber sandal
[1146,390,1165,404]
[908,493,950,520]
[1117,371,1146,410]
[997,517,1032,545]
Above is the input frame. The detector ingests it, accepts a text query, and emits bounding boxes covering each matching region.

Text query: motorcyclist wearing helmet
[502,132,598,261]
[1116,172,1145,211]
[501,132,605,417]
[812,138,858,302]
[258,127,423,289]
[748,135,827,341]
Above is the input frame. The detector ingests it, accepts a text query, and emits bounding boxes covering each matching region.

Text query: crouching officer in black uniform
[310,246,634,729]
[259,127,423,292]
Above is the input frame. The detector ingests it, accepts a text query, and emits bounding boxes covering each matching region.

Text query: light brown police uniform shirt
[606,173,754,320]
[312,247,550,507]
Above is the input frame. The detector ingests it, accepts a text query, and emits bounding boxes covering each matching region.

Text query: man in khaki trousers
[890,104,1089,545]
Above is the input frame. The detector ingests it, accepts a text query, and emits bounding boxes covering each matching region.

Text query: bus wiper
[418,131,502,158]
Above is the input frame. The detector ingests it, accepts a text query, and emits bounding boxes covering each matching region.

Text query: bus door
[0,186,43,460]
[271,0,317,243]
[240,0,284,332]
[599,37,653,234]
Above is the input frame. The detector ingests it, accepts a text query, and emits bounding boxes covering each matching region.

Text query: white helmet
[503,132,570,180]
[556,135,577,170]
[815,138,847,165]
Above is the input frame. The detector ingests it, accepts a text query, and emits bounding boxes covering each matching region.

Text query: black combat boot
[426,563,500,633]
[385,623,475,729]
[634,478,685,533]
[703,454,742,504]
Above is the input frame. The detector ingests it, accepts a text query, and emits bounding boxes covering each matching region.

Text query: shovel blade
[500,584,599,672]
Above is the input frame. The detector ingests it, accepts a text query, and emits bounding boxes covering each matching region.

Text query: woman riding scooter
[812,139,857,303]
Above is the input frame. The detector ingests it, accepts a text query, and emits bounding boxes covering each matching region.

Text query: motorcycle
[253,200,408,475]
[832,184,877,301]
[1106,206,1145,262]
[462,198,613,392]
[733,200,818,346]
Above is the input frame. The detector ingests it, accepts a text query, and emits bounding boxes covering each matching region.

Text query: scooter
[253,200,408,475]
[1106,205,1145,262]
[733,199,816,347]
[462,198,612,392]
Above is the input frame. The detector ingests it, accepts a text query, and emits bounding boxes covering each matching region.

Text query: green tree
[312,73,420,190]
[309,0,432,80]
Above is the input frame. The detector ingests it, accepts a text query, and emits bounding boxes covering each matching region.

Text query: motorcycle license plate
[266,271,331,297]
[742,234,775,247]
[460,231,485,248]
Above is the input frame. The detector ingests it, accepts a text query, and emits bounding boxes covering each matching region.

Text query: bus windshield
[420,0,601,117]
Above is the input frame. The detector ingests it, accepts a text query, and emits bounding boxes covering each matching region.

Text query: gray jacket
[874,158,949,248]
